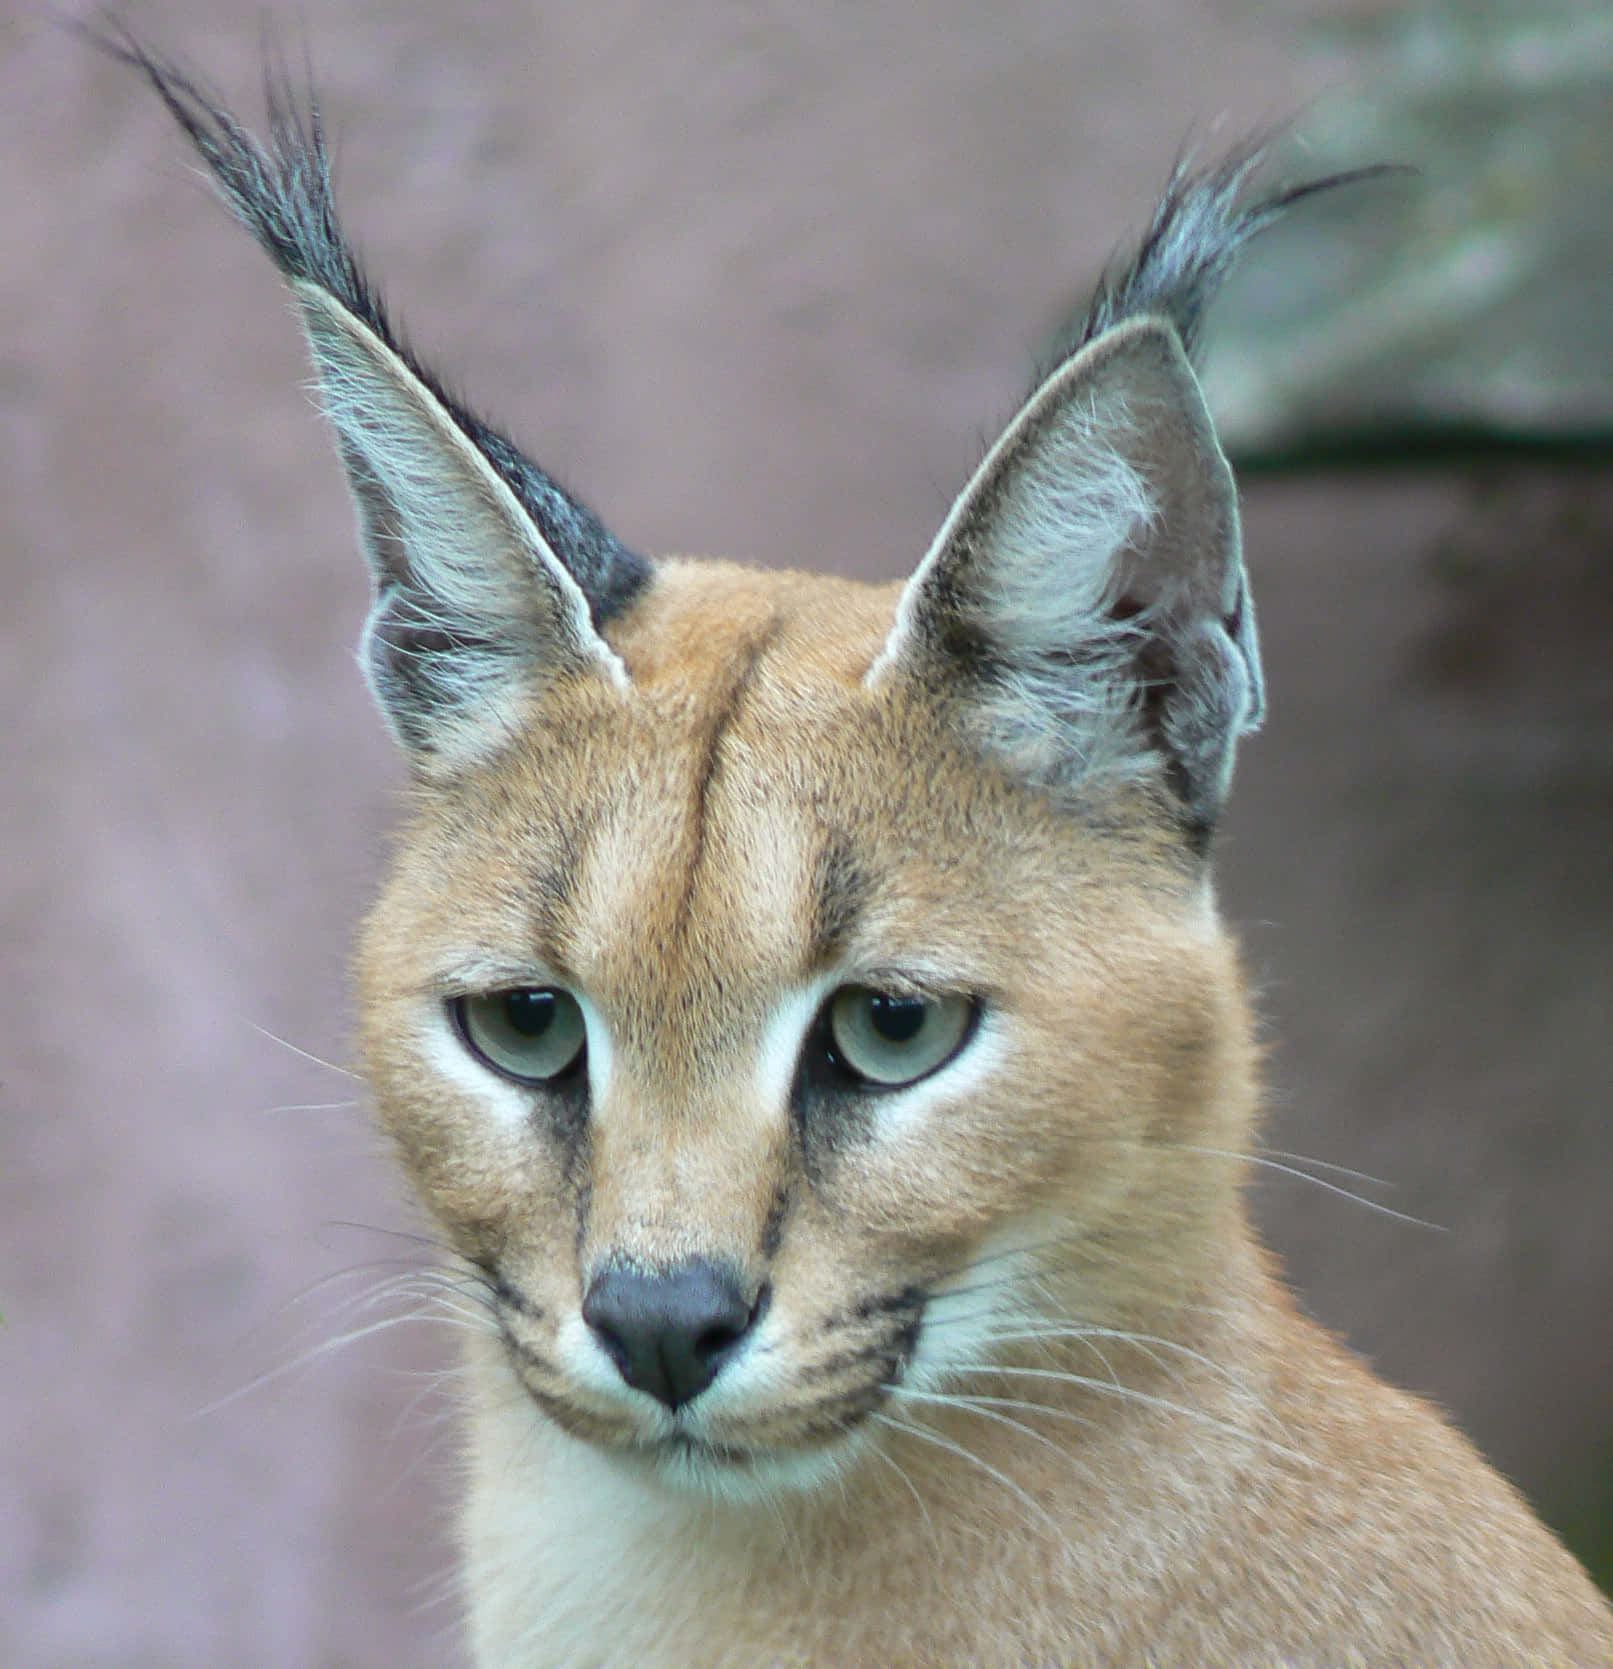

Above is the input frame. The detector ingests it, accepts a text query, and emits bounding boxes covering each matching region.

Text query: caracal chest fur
[110,30,1613,1667]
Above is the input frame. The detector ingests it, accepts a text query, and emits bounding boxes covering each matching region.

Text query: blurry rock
[1199,1,1613,462]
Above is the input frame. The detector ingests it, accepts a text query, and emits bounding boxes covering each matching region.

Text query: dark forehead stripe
[671,616,784,933]
[526,835,579,958]
[811,832,870,964]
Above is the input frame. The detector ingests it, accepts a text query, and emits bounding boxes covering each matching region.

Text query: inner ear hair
[874,317,1256,841]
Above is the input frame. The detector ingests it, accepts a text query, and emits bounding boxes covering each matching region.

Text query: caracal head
[354,315,1260,1487]
[111,40,1267,1491]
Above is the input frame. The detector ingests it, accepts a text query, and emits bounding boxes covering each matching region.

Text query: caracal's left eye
[452,988,587,1085]
[825,986,976,1087]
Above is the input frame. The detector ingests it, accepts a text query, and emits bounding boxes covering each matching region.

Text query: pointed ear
[292,284,634,763]
[870,317,1261,841]
[93,30,651,770]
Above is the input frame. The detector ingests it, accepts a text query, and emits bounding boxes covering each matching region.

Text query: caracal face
[358,560,1242,1491]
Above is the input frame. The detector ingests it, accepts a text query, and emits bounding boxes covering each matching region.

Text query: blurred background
[4,2,1609,1663]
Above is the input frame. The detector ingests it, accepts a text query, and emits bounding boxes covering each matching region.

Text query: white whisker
[254,1098,362,1116]
[870,1409,1069,1546]
[189,1255,494,1422]
[953,1363,1307,1468]
[854,1417,938,1541]
[897,1384,1101,1444]
[1200,1147,1443,1230]
[246,1019,363,1081]
[1086,1136,1445,1230]
[1254,1147,1397,1189]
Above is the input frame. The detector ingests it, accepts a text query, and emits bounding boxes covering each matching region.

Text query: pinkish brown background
[4,3,1610,1664]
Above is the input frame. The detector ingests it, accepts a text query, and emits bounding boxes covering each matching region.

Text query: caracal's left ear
[297,286,644,764]
[96,27,649,773]
[870,316,1259,843]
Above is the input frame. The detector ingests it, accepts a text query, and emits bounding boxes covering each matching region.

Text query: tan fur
[357,561,1613,1666]
[105,46,1607,1657]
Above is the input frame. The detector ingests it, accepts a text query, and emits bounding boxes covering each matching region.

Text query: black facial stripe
[811,832,870,962]
[844,1284,929,1325]
[499,1317,559,1379]
[671,617,781,934]
[760,1185,790,1260]
[811,1287,928,1387]
[492,1277,544,1321]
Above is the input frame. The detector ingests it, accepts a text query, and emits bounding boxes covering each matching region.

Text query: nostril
[695,1320,743,1357]
[582,1260,762,1410]
[695,1283,769,1361]
[746,1279,772,1332]
[586,1314,633,1381]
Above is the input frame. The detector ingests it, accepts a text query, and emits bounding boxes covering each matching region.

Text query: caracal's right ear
[870,315,1256,848]
[98,28,649,771]
[870,149,1399,847]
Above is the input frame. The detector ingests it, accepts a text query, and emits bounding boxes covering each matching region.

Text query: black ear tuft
[875,148,1401,845]
[1040,143,1407,371]
[90,22,650,763]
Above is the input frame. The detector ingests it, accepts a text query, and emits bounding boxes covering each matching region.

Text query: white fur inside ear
[293,283,627,758]
[869,317,1254,818]
[868,341,1154,699]
[961,411,1159,791]
[870,381,1160,792]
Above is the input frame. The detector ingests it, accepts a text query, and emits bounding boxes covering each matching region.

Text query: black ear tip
[106,28,647,763]
[1040,142,1399,377]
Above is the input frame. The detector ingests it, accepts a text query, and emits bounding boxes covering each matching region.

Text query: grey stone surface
[4,3,1609,1663]
[1205,0,1613,456]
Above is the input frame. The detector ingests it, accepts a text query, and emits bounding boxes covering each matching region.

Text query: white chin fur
[604,1429,863,1506]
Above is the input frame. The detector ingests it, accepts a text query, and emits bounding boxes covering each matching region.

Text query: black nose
[582,1259,762,1409]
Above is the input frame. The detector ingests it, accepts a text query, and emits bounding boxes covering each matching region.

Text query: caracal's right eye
[825,985,976,1088]
[451,988,587,1085]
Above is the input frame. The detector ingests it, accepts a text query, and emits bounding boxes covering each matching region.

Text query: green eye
[453,988,587,1085]
[825,986,975,1088]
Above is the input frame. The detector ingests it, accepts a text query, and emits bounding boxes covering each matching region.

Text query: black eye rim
[447,987,589,1088]
[815,983,982,1093]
